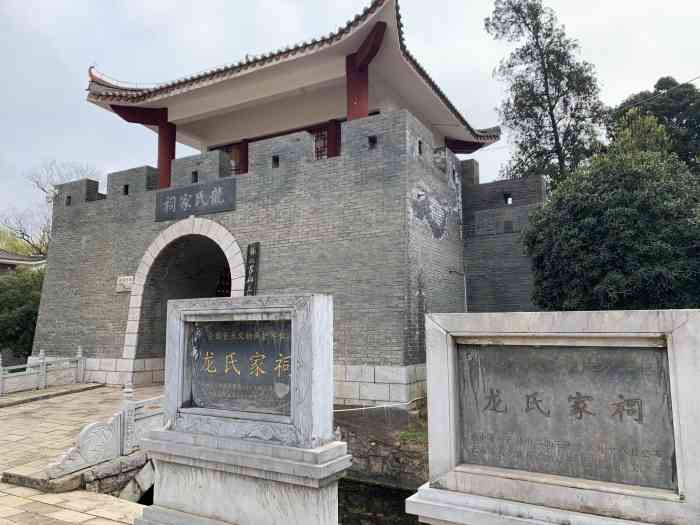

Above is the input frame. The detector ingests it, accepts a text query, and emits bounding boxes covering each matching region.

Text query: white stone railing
[46,393,164,480]
[0,348,85,396]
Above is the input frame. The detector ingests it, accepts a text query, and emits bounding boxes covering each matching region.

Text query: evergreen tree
[613,77,700,173]
[0,268,44,361]
[485,0,605,187]
[523,109,700,310]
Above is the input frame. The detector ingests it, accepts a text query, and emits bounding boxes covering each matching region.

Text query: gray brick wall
[33,109,544,371]
[462,175,546,312]
[33,111,421,368]
[405,116,465,365]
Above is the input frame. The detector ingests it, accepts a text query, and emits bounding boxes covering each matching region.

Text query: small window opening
[272,155,280,168]
[504,192,513,205]
[191,171,199,184]
[65,195,72,206]
[123,184,129,196]
[368,135,378,149]
[418,140,423,156]
[312,128,329,160]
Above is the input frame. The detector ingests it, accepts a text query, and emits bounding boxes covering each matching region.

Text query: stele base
[406,483,657,525]
[135,430,351,525]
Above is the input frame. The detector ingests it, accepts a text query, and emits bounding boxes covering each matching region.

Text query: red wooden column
[111,105,176,188]
[158,122,176,188]
[327,119,341,157]
[346,60,369,121]
[346,22,386,121]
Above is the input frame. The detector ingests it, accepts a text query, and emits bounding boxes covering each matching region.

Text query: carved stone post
[38,349,47,390]
[121,379,136,455]
[123,380,135,405]
[76,346,85,384]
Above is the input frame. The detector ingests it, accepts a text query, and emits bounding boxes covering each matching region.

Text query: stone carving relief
[122,405,138,455]
[175,414,300,447]
[46,395,165,479]
[46,414,122,479]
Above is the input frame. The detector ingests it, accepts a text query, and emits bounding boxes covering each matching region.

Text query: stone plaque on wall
[115,275,134,293]
[189,320,291,415]
[457,345,676,490]
[155,178,236,222]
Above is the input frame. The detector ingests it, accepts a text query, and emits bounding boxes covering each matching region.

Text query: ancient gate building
[32,0,543,405]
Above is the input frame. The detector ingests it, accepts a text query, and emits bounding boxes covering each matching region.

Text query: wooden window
[229,144,244,174]
[310,122,341,160]
[214,142,248,175]
[312,128,329,160]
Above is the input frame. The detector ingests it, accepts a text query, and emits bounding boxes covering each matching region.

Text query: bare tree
[1,160,103,256]
[0,209,51,256]
[27,160,102,199]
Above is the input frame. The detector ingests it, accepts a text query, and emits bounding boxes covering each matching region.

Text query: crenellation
[107,166,159,197]
[54,178,102,208]
[171,150,229,188]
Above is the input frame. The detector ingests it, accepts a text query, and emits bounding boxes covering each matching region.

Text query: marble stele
[406,310,700,525]
[135,294,351,525]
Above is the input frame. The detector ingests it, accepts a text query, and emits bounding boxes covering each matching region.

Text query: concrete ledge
[0,383,104,409]
[142,434,351,488]
[140,505,237,525]
[2,468,83,493]
[148,430,347,466]
[333,363,427,406]
[83,358,166,386]
[405,483,648,525]
[335,364,426,384]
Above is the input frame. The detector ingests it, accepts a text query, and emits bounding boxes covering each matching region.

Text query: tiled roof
[87,0,499,144]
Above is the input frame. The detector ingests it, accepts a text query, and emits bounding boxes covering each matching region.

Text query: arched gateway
[122,216,245,361]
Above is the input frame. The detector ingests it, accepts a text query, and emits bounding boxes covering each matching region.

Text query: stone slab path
[0,386,162,482]
[0,482,143,524]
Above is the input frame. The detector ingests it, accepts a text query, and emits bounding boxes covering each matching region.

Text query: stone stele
[135,294,351,525]
[406,310,700,525]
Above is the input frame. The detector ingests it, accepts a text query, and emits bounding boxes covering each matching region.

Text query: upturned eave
[86,0,500,150]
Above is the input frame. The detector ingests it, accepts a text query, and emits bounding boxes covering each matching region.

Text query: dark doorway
[137,234,230,359]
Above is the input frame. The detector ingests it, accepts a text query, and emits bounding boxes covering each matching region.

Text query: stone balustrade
[0,348,85,396]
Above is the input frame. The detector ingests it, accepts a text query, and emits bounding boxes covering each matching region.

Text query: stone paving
[0,482,143,524]
[0,386,162,481]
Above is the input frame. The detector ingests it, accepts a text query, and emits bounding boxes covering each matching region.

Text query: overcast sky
[1,0,699,214]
